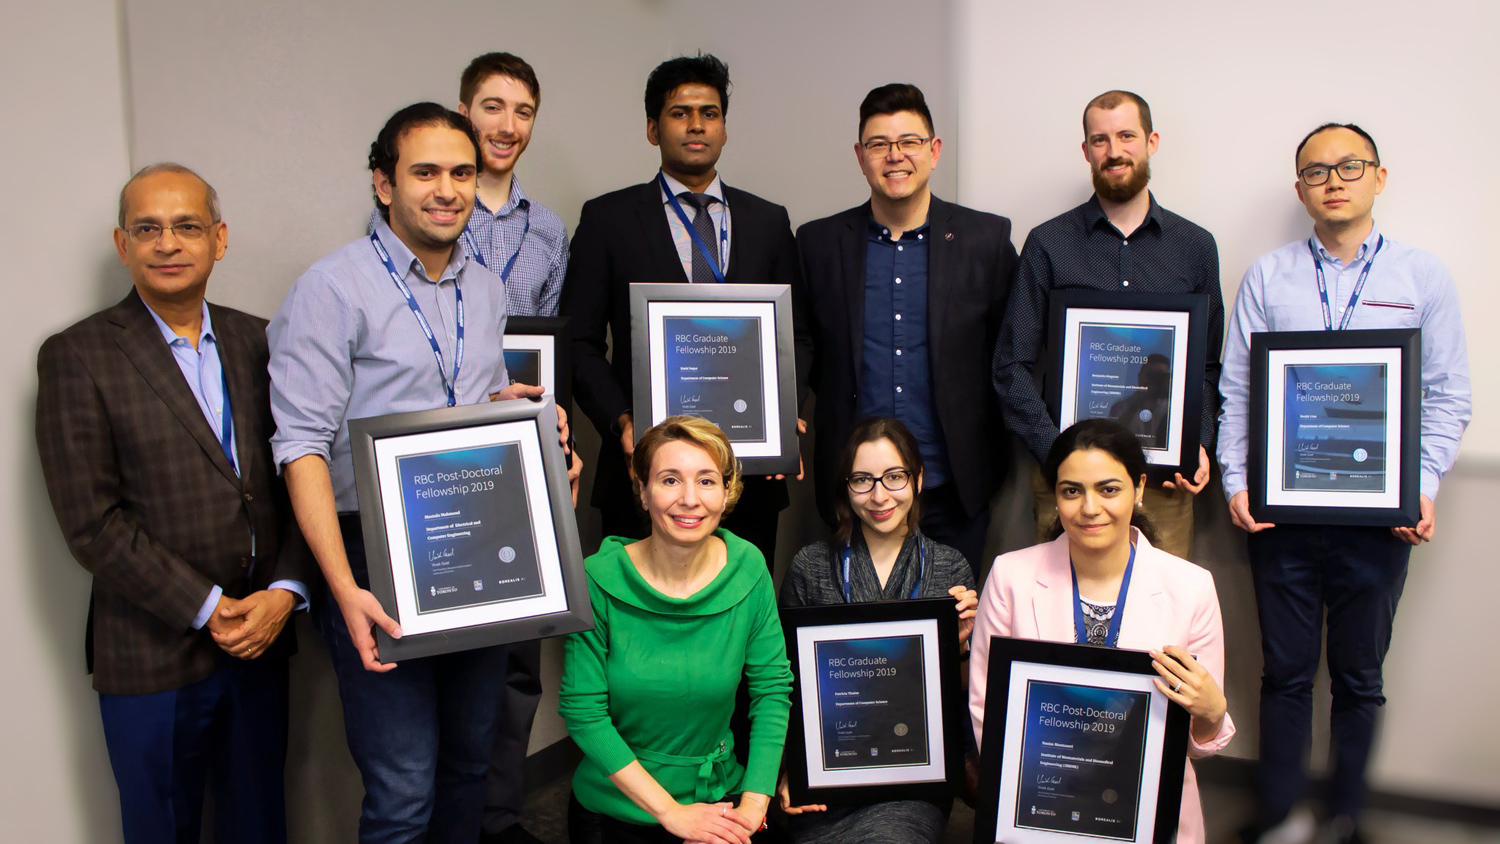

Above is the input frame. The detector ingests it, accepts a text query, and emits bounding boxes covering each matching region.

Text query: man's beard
[1092,157,1151,203]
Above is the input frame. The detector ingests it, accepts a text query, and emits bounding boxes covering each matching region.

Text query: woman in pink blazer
[970,420,1234,844]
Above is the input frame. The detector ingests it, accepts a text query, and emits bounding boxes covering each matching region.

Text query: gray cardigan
[779,529,974,607]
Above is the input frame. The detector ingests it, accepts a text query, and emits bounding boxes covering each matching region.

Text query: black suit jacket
[36,290,307,695]
[561,178,804,512]
[795,196,1018,523]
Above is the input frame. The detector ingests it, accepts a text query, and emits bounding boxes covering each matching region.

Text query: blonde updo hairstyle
[631,415,744,515]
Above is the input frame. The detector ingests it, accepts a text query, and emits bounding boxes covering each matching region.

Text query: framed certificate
[629,283,800,475]
[781,598,964,805]
[502,316,571,410]
[1248,328,1421,526]
[348,398,592,661]
[974,637,1189,844]
[1047,291,1209,481]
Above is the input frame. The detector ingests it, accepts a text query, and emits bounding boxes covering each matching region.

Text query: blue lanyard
[658,172,728,283]
[462,212,531,285]
[370,233,464,407]
[840,536,926,603]
[1311,236,1383,331]
[1071,542,1136,648]
[217,366,235,473]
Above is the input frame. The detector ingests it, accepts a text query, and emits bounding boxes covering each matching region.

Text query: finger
[1149,652,1191,685]
[366,604,403,640]
[1161,644,1201,671]
[1153,676,1188,705]
[218,598,248,618]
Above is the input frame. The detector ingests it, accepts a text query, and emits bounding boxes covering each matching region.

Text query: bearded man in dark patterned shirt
[992,90,1225,558]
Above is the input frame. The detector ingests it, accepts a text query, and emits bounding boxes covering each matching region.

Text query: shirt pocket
[1354,298,1421,329]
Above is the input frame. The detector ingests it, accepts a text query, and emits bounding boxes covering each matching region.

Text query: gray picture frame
[348,398,592,661]
[628,282,800,475]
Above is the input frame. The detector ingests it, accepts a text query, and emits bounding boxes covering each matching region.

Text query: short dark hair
[1040,419,1157,543]
[1083,90,1153,137]
[644,53,731,120]
[1294,122,1380,169]
[858,83,935,138]
[459,52,541,109]
[368,102,480,221]
[832,418,925,545]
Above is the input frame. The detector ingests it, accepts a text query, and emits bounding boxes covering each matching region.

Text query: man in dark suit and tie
[562,53,803,564]
[36,163,308,844]
[795,84,1018,570]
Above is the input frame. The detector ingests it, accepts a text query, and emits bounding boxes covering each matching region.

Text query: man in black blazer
[796,84,1018,570]
[562,54,802,564]
[36,164,308,844]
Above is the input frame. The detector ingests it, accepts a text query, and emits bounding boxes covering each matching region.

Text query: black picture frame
[780,598,965,806]
[348,398,592,661]
[973,637,1190,844]
[629,282,800,475]
[1046,290,1209,482]
[503,315,572,412]
[1248,328,1421,526]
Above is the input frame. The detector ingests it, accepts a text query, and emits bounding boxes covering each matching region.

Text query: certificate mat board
[349,398,592,661]
[974,638,1189,844]
[629,283,800,474]
[1248,329,1421,526]
[781,599,964,805]
[502,316,572,410]
[1046,291,1209,482]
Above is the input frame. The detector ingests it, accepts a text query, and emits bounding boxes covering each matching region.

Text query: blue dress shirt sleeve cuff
[268,580,311,612]
[191,585,224,630]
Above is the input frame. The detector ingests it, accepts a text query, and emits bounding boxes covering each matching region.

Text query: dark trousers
[599,476,783,569]
[919,482,991,575]
[1247,524,1410,823]
[98,654,289,844]
[481,638,544,834]
[567,791,756,844]
[321,515,513,844]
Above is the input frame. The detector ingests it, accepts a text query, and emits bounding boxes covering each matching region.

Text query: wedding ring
[1172,680,1183,692]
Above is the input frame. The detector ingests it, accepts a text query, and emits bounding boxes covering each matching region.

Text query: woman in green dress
[561,415,793,844]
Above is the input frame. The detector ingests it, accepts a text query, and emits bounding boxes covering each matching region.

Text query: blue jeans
[98,654,289,844]
[321,515,512,844]
[1247,523,1410,823]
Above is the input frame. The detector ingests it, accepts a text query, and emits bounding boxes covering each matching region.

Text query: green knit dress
[560,529,793,826]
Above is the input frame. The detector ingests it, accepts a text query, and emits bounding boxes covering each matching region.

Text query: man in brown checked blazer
[36,164,308,844]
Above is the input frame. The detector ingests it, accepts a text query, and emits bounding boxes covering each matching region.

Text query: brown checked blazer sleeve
[36,291,303,695]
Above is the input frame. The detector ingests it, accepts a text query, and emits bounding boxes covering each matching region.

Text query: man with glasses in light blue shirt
[1218,123,1470,844]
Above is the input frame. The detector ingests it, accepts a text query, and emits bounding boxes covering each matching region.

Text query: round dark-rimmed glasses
[846,469,912,494]
[1298,159,1378,187]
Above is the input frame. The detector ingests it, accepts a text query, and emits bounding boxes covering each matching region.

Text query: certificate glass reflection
[661,315,766,443]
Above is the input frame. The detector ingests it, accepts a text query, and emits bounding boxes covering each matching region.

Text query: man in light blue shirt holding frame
[1218,123,1470,844]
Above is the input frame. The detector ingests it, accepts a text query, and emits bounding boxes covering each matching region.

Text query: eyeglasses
[861,136,932,158]
[1298,159,1378,187]
[847,469,912,494]
[122,221,213,243]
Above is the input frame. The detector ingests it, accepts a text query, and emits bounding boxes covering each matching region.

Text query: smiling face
[856,110,941,204]
[641,439,728,546]
[847,437,922,541]
[1054,447,1145,557]
[1295,126,1385,233]
[373,124,477,256]
[458,73,536,180]
[1083,103,1157,203]
[647,83,727,181]
[114,169,227,309]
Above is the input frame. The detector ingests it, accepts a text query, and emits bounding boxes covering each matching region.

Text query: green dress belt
[634,737,736,804]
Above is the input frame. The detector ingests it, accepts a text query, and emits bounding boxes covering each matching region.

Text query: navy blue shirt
[859,220,950,486]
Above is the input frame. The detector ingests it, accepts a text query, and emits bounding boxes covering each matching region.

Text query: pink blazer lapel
[1030,536,1077,643]
[1116,533,1171,653]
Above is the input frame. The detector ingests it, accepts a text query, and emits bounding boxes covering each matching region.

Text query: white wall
[954,0,1500,806]
[1,0,134,840]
